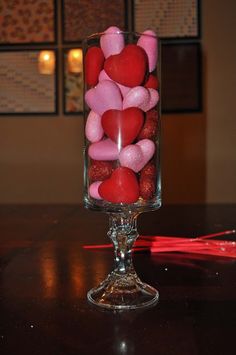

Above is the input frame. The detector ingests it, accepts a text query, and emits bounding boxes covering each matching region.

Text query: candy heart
[144,74,159,89]
[85,110,104,143]
[85,80,122,116]
[123,86,149,110]
[144,88,159,112]
[98,167,139,204]
[137,30,158,72]
[88,138,119,161]
[101,107,144,147]
[100,26,125,58]
[136,138,156,160]
[104,44,148,87]
[85,46,105,86]
[119,139,155,172]
[89,181,103,200]
[123,86,159,112]
[99,69,131,97]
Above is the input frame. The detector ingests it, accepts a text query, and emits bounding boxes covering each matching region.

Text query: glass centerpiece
[83,27,161,310]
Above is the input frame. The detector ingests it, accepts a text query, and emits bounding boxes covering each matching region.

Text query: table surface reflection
[0,204,236,355]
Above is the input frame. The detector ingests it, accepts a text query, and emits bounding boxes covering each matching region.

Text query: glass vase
[83,29,161,310]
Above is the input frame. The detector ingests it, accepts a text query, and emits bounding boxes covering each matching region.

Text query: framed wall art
[63,48,83,114]
[0,0,57,45]
[133,0,200,39]
[161,42,202,113]
[0,49,58,115]
[62,0,128,43]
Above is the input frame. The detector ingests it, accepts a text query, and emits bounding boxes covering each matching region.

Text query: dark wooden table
[0,204,236,355]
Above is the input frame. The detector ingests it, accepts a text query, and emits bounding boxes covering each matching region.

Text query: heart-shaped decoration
[98,167,139,204]
[101,107,144,147]
[144,74,159,89]
[119,139,155,172]
[89,181,103,200]
[99,69,131,97]
[146,88,159,111]
[100,26,125,58]
[123,86,159,112]
[85,80,122,116]
[85,46,105,86]
[104,44,148,87]
[137,30,158,72]
[88,138,119,161]
[85,110,104,143]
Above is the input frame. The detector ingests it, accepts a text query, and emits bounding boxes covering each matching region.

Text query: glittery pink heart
[85,110,104,143]
[89,181,103,200]
[85,80,122,116]
[100,26,125,58]
[119,139,155,172]
[137,30,158,72]
[88,138,119,161]
[123,86,159,112]
[98,69,131,98]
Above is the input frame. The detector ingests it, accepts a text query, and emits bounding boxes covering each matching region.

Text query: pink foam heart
[99,69,131,98]
[123,86,159,112]
[143,88,159,111]
[137,30,158,72]
[85,80,122,116]
[89,181,103,200]
[85,110,104,143]
[100,26,125,58]
[119,139,155,172]
[88,138,119,161]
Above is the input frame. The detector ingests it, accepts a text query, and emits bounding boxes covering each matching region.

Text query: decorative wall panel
[63,0,127,42]
[63,49,83,114]
[0,50,57,114]
[0,0,56,44]
[134,0,200,38]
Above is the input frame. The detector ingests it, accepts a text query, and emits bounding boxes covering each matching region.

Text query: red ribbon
[83,230,236,258]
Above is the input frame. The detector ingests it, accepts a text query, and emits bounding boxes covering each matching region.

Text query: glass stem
[108,212,139,275]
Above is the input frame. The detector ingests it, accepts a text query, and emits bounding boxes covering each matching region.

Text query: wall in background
[203,0,236,203]
[0,0,235,204]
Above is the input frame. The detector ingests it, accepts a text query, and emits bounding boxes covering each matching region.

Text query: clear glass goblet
[83,30,161,310]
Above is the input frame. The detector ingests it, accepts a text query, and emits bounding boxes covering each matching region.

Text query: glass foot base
[87,271,159,310]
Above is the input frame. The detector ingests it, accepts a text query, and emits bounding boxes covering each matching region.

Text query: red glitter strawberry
[137,109,158,140]
[140,161,156,179]
[139,177,156,200]
[89,160,114,182]
[139,161,156,200]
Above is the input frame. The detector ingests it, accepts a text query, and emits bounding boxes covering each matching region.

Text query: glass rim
[83,30,158,44]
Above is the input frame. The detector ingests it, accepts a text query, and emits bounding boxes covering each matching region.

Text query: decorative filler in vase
[83,26,161,310]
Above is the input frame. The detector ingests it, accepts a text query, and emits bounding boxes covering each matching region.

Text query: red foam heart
[85,46,105,86]
[144,74,159,89]
[104,44,148,87]
[98,167,139,204]
[101,107,144,147]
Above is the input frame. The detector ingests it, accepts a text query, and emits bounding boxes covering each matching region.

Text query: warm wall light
[67,48,83,73]
[38,50,55,75]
